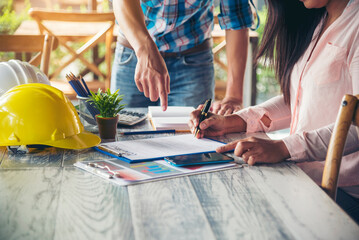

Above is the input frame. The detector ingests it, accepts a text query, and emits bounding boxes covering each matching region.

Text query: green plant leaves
[87,88,126,118]
[0,0,30,35]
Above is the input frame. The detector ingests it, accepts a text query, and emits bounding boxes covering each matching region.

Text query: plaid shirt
[141,0,253,52]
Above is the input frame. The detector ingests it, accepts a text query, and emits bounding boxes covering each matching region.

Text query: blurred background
[0,0,279,104]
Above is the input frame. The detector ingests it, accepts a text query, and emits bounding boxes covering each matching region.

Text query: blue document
[94,134,226,163]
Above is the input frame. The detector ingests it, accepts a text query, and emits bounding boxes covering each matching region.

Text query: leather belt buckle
[117,37,212,58]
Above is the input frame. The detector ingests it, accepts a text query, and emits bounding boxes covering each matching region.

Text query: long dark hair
[257,0,326,104]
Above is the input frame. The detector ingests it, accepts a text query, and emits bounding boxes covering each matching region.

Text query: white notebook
[148,106,195,131]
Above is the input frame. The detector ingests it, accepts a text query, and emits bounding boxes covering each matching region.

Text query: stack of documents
[94,134,226,163]
[148,106,195,131]
[75,134,241,185]
[74,159,239,186]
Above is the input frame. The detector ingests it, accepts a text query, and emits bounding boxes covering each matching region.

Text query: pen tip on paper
[194,129,199,138]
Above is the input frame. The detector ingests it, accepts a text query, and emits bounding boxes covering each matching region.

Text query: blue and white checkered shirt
[140,0,253,52]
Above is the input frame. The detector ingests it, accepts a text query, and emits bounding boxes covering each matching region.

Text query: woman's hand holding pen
[189,107,291,164]
[189,108,226,138]
[190,105,290,165]
[189,106,246,138]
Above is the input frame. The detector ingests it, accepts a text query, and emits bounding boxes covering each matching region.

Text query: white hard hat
[0,60,50,97]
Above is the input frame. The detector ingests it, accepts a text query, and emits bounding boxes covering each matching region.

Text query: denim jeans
[110,42,215,108]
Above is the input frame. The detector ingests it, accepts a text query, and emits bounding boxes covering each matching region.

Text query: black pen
[194,98,212,137]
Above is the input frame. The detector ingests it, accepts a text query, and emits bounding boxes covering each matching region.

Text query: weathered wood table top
[0,108,358,240]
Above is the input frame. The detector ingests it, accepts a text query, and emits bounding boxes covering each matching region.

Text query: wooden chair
[0,34,55,76]
[322,94,359,199]
[28,8,115,89]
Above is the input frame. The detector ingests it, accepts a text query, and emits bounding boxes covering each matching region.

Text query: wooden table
[14,20,118,41]
[0,109,358,240]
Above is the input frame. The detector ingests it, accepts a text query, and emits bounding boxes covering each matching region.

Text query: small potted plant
[88,88,125,140]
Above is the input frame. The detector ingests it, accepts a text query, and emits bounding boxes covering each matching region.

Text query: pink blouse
[236,0,359,196]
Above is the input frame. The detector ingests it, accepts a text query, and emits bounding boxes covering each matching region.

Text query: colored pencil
[67,80,82,96]
[66,72,88,97]
[80,75,91,96]
[66,72,99,118]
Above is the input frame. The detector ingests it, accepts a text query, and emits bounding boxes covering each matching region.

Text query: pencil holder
[77,96,100,125]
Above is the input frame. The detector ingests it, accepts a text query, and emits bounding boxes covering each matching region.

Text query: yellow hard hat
[0,83,101,149]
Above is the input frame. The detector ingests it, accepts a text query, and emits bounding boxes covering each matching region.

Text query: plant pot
[95,114,119,140]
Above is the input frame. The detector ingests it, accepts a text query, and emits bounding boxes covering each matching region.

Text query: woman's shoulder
[328,1,359,51]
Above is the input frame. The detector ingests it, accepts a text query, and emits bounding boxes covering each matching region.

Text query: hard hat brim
[42,130,101,149]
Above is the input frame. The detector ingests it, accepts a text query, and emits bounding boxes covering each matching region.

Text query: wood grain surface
[128,177,216,240]
[53,167,134,240]
[0,168,63,240]
[246,163,359,240]
[1,109,359,240]
[190,168,294,240]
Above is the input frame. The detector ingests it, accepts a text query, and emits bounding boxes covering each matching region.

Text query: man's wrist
[222,95,243,104]
[134,35,156,56]
[223,80,243,104]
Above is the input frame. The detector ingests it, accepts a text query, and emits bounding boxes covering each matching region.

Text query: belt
[117,36,212,58]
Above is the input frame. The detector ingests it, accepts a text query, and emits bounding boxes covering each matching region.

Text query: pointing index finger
[216,141,238,153]
[159,84,168,111]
